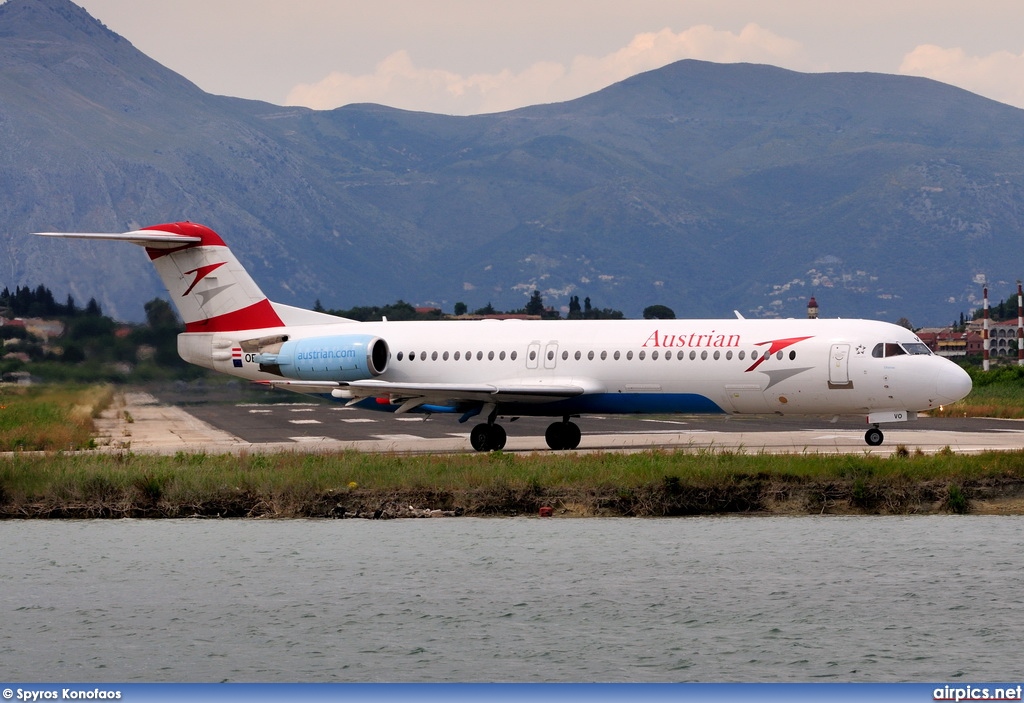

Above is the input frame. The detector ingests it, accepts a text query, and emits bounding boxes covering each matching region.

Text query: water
[1,516,1021,682]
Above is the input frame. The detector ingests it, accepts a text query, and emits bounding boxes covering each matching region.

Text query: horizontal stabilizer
[34,230,202,249]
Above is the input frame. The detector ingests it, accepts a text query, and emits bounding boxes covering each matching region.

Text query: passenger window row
[394,348,801,363]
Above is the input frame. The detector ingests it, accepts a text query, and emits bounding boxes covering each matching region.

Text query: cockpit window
[872,342,930,358]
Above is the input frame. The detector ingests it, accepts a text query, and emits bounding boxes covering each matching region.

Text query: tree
[144,298,179,329]
[567,295,581,319]
[453,301,467,316]
[524,290,545,316]
[643,304,676,320]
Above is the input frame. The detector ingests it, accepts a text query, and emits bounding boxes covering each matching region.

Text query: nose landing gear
[865,425,884,446]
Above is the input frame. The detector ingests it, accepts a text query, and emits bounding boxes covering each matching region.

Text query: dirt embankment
[4,475,1023,519]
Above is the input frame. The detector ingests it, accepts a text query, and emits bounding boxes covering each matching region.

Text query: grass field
[933,365,1024,419]
[0,384,113,451]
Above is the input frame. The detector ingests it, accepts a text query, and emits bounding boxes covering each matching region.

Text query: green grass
[0,384,113,451]
[928,365,1024,419]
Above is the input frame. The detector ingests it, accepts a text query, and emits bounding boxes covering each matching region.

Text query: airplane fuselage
[184,316,965,422]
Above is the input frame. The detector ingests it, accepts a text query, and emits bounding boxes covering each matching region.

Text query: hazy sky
[71,0,1024,115]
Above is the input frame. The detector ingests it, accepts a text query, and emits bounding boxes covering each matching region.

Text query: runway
[96,389,1024,456]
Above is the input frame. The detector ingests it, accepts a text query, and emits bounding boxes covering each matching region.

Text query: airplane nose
[936,363,972,404]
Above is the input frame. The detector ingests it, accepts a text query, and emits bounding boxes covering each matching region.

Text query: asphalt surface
[98,386,1024,456]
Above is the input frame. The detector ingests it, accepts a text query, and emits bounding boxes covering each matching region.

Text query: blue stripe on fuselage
[341,393,725,417]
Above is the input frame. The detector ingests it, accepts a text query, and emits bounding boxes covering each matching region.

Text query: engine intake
[256,334,388,381]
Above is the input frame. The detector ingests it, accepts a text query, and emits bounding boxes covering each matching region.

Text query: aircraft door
[544,341,559,369]
[526,342,540,369]
[828,344,853,389]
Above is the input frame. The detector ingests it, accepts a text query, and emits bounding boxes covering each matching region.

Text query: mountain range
[3,0,1024,325]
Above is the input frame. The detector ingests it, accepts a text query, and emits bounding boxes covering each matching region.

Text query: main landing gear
[470,422,507,451]
[545,419,581,451]
[469,416,582,452]
[864,425,884,447]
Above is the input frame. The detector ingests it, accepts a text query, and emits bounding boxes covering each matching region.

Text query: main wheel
[470,424,491,452]
[490,424,507,450]
[470,423,507,452]
[544,422,566,450]
[545,421,581,450]
[563,421,581,449]
[865,427,884,446]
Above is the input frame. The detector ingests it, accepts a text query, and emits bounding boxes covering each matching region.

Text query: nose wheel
[865,426,884,446]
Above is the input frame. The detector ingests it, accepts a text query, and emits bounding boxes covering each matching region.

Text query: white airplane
[37,222,972,451]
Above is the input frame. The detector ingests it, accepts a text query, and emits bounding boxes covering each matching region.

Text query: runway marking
[341,418,378,424]
[395,417,428,422]
[641,419,690,425]
[288,419,322,425]
[289,407,316,413]
[289,436,330,442]
[373,434,427,441]
[248,409,272,414]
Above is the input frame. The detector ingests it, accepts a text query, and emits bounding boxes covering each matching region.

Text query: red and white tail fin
[36,222,286,332]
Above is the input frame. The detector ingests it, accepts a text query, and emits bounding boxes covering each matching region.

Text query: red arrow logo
[182,262,226,296]
[745,336,813,372]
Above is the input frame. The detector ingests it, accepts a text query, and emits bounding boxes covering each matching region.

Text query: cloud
[285,23,808,115]
[900,45,1024,109]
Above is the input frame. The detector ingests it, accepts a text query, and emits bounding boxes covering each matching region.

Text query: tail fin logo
[182,262,227,297]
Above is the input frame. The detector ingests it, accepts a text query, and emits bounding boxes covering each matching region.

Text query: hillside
[3,0,1024,324]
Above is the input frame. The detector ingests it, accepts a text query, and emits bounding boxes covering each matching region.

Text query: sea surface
[1,516,1020,682]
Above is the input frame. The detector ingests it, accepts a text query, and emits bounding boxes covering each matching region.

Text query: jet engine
[255,334,389,381]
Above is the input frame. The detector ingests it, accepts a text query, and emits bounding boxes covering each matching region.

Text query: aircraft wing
[258,378,590,412]
[343,379,588,404]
